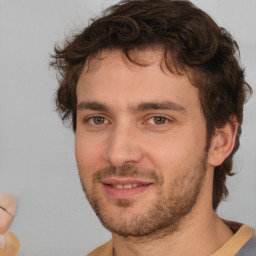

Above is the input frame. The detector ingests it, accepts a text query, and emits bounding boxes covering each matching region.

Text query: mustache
[93,165,163,184]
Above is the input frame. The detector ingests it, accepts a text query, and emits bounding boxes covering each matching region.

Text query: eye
[147,116,169,125]
[88,116,108,125]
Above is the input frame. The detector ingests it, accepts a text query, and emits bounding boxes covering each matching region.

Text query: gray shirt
[236,234,256,256]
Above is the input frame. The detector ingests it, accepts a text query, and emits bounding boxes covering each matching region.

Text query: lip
[102,178,153,199]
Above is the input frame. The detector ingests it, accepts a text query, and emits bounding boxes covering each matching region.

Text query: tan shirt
[86,223,255,256]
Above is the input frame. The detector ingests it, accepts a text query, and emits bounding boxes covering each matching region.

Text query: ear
[208,116,238,167]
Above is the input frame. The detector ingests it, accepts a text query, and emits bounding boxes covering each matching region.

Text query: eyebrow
[77,102,110,112]
[76,100,186,113]
[129,101,186,113]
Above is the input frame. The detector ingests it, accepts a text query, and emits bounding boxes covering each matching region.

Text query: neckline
[210,224,255,256]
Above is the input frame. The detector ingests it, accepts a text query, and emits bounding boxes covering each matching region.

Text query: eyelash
[86,116,109,125]
[145,115,172,125]
[84,114,173,126]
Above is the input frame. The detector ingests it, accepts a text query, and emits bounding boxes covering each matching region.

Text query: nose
[103,123,144,167]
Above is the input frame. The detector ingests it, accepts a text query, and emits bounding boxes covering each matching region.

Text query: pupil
[154,117,165,124]
[94,117,104,124]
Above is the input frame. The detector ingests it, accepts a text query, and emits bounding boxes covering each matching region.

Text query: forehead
[77,49,200,112]
[85,48,165,70]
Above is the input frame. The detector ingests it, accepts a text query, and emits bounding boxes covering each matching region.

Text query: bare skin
[112,170,233,256]
[76,49,238,256]
[0,194,17,248]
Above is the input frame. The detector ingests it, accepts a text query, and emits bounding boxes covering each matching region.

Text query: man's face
[75,49,210,238]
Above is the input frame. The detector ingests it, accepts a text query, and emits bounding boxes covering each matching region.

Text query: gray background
[0,0,255,255]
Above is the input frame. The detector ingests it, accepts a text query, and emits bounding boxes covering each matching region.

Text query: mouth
[102,178,153,199]
[108,183,146,189]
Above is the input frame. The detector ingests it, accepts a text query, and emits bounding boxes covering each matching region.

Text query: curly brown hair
[50,0,252,210]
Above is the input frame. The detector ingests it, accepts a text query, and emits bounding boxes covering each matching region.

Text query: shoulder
[86,240,113,256]
[211,222,255,256]
[236,232,256,256]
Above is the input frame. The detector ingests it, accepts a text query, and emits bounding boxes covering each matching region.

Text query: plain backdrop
[0,0,255,255]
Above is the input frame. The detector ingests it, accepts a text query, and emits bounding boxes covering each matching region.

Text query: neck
[112,171,233,256]
[113,211,233,256]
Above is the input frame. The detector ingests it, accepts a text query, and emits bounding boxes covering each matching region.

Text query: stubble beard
[79,152,208,240]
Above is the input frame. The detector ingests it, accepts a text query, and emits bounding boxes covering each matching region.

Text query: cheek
[75,132,105,176]
[146,130,206,173]
[75,139,94,192]
[75,132,105,186]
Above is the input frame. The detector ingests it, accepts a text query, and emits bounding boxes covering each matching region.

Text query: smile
[102,179,152,199]
[110,184,144,189]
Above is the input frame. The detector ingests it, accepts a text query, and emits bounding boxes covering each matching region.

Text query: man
[51,0,255,255]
